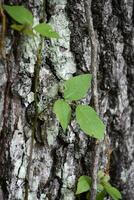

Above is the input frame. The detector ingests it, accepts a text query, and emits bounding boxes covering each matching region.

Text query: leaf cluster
[53,74,105,139]
[2,5,121,200]
[76,171,122,200]
[3,5,59,38]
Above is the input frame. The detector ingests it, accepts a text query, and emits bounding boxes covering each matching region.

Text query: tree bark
[0,0,134,200]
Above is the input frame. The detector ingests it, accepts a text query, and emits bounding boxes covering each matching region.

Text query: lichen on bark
[0,0,134,200]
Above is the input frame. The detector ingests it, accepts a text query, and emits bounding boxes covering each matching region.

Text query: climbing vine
[76,171,122,200]
[1,3,122,200]
[53,74,105,140]
[1,4,59,200]
[53,74,121,200]
[3,5,59,38]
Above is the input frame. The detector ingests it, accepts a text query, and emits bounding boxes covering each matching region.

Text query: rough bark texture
[0,0,134,200]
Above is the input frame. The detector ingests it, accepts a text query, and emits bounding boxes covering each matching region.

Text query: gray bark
[0,0,134,200]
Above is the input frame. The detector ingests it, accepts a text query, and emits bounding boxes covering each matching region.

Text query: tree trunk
[0,0,134,199]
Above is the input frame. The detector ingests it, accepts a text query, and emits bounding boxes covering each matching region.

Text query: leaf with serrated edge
[3,5,33,25]
[53,99,71,131]
[64,74,92,101]
[76,105,105,139]
[76,176,91,195]
[33,23,60,38]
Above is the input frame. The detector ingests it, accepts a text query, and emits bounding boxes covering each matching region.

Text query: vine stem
[84,1,102,200]
[24,40,42,200]
[24,1,46,197]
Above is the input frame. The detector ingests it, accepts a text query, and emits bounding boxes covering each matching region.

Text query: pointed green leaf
[76,105,105,139]
[3,5,33,25]
[33,23,60,38]
[63,74,92,101]
[103,182,122,200]
[53,99,71,131]
[76,176,91,195]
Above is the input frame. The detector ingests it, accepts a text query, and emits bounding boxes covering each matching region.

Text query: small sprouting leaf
[103,182,122,200]
[11,24,24,31]
[101,174,110,183]
[3,5,33,25]
[53,99,71,131]
[98,170,105,180]
[76,176,91,195]
[11,24,35,36]
[64,74,92,101]
[98,170,110,182]
[33,23,60,38]
[76,105,105,139]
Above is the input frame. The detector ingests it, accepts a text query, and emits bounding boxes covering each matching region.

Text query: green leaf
[76,105,105,139]
[98,170,105,180]
[3,5,33,25]
[76,176,91,195]
[98,170,110,183]
[11,24,24,31]
[53,99,71,131]
[103,182,122,200]
[97,184,104,192]
[96,190,106,200]
[11,24,35,36]
[101,175,110,183]
[33,23,60,38]
[22,28,35,36]
[63,74,92,101]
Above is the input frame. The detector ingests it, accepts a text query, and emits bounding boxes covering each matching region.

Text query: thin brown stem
[84,1,102,200]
